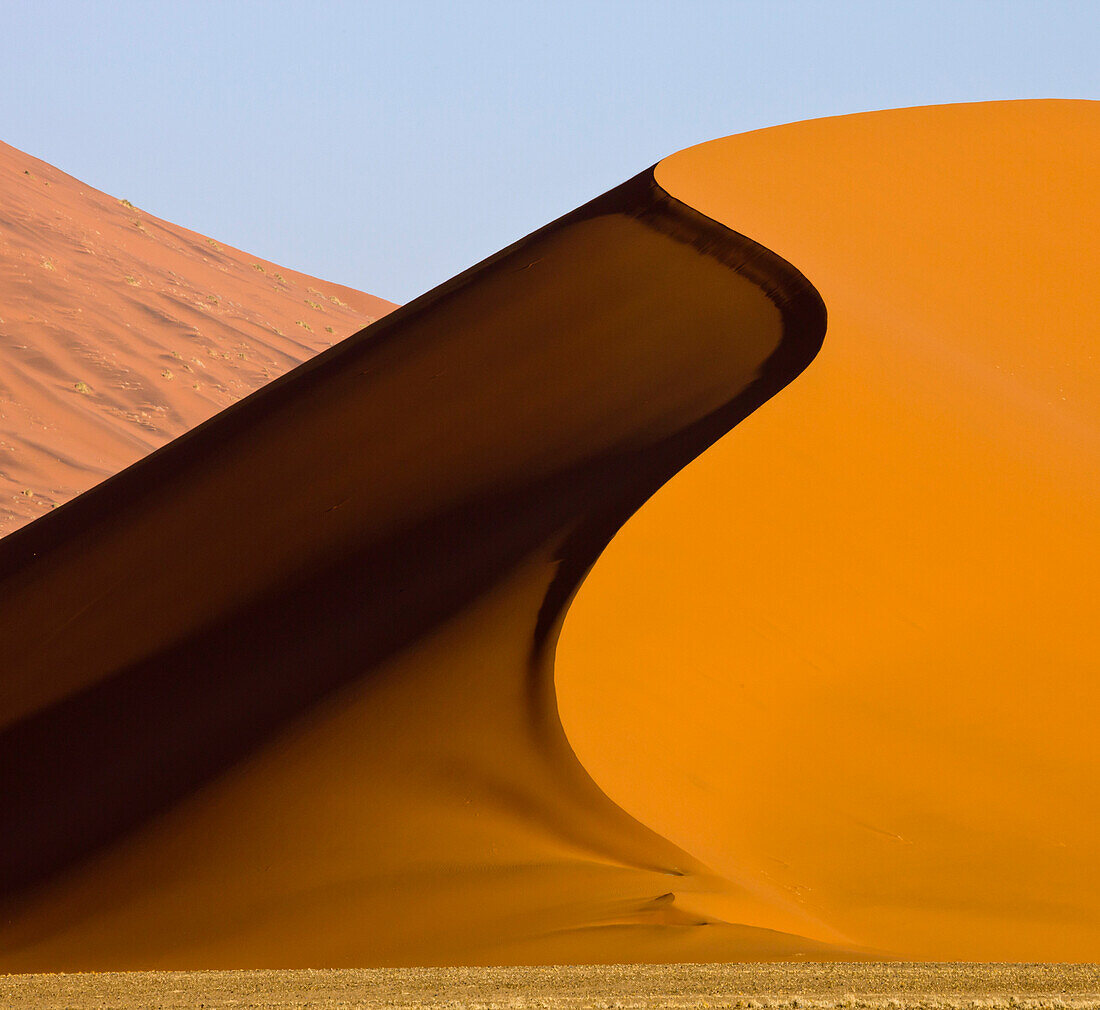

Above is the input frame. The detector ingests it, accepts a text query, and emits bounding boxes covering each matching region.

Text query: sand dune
[0,166,858,968]
[0,140,393,536]
[1,100,1095,969]
[558,100,1100,961]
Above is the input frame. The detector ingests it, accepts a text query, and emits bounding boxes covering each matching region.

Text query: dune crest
[0,140,393,536]
[0,166,861,968]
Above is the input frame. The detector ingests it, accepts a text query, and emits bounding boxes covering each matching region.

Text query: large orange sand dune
[0,100,1096,968]
[559,99,1100,962]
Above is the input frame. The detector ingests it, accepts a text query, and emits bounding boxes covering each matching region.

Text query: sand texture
[0,100,1096,969]
[1,964,1098,1010]
[0,140,394,535]
[558,100,1100,961]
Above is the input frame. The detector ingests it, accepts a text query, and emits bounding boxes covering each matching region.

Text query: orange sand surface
[0,140,394,535]
[558,100,1100,962]
[0,100,1095,970]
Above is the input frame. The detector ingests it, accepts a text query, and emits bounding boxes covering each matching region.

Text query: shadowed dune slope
[0,140,394,536]
[0,168,869,968]
[557,100,1100,962]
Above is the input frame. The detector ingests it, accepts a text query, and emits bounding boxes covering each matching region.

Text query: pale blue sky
[3,1,1096,302]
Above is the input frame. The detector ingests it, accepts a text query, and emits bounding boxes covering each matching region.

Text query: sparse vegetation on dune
[0,138,393,535]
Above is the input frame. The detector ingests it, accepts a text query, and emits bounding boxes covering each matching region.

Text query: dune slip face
[0,162,841,968]
[0,140,394,537]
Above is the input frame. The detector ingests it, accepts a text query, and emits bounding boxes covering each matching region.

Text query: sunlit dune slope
[557,100,1100,962]
[0,169,866,968]
[0,140,394,535]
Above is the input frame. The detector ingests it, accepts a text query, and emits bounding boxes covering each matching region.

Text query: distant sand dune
[0,140,394,535]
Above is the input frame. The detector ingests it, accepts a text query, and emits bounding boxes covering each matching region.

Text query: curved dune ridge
[0,162,861,968]
[0,140,394,536]
[558,99,1100,961]
[0,100,1094,970]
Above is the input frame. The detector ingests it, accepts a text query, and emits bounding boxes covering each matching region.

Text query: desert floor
[1,964,1098,1010]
